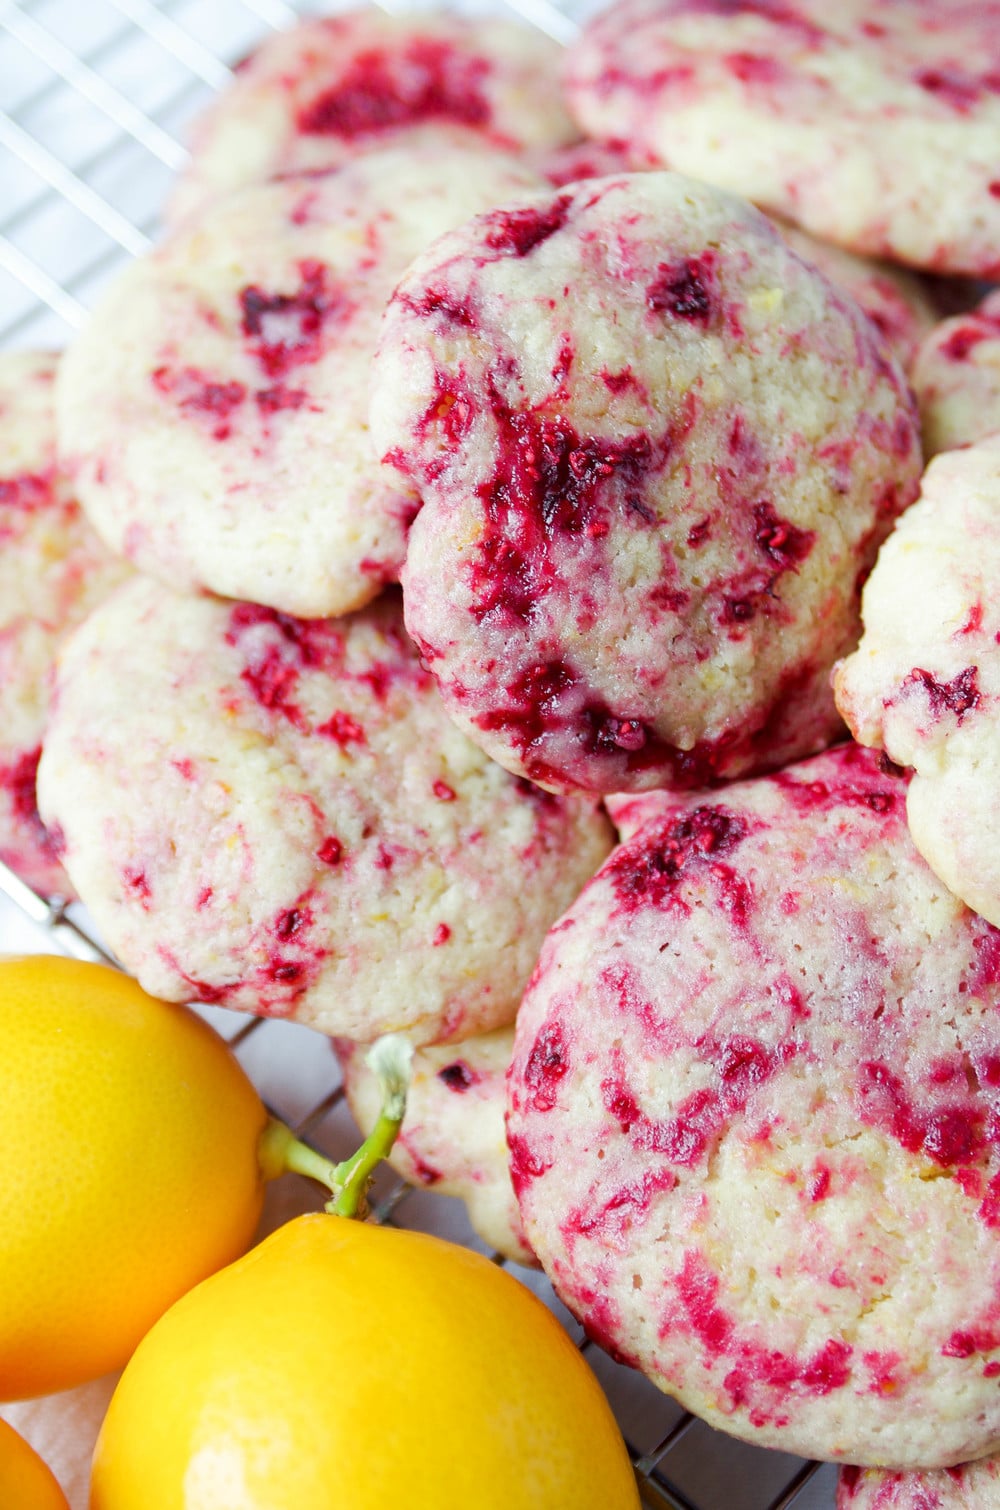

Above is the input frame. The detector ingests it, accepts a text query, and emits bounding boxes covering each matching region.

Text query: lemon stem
[257,1034,414,1220]
[327,1034,413,1218]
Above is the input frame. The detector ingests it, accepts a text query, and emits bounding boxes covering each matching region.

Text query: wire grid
[0,2,842,1505]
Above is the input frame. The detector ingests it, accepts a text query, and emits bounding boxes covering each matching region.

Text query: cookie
[565,0,1000,277]
[838,1458,1000,1507]
[169,7,576,226]
[912,289,1000,457]
[371,170,921,794]
[508,744,1000,1468]
[36,578,612,1044]
[834,435,1000,929]
[0,351,129,897]
[58,145,544,619]
[335,1027,534,1264]
[776,220,937,374]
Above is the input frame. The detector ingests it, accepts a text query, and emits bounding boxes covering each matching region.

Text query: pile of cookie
[5,3,1000,1502]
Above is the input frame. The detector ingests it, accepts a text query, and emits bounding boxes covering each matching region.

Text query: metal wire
[0,2,835,1504]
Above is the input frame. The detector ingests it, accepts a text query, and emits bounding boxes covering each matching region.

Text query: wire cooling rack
[0,2,842,1506]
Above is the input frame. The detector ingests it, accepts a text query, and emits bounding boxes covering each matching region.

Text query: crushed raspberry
[752,501,815,569]
[646,252,717,325]
[296,40,491,137]
[316,709,366,746]
[608,806,748,910]
[121,865,151,903]
[856,1059,989,1168]
[483,197,572,259]
[507,1132,551,1194]
[432,922,451,946]
[317,836,343,865]
[239,259,345,379]
[438,1059,476,1090]
[903,665,980,721]
[432,779,456,800]
[151,366,246,440]
[523,1021,570,1111]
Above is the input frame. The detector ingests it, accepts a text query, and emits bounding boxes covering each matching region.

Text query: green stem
[258,1033,414,1220]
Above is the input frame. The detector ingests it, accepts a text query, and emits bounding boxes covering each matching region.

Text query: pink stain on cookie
[151,365,246,441]
[295,39,491,138]
[671,1250,852,1412]
[239,259,346,379]
[0,471,53,517]
[855,1059,989,1168]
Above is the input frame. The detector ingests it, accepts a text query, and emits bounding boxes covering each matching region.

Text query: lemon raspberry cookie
[508,744,1000,1467]
[372,171,921,794]
[912,288,1000,457]
[565,0,1000,277]
[37,579,612,1043]
[0,351,129,896]
[168,7,576,226]
[834,434,1000,929]
[838,1458,1000,1507]
[58,144,543,619]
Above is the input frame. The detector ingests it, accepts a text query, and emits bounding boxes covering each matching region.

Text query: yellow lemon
[0,955,269,1399]
[90,1212,640,1510]
[0,1419,69,1509]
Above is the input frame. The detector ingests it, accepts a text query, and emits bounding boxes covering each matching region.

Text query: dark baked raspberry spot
[438,1059,476,1091]
[913,66,982,112]
[752,501,815,569]
[483,196,572,259]
[609,806,748,911]
[582,706,651,755]
[686,516,711,548]
[507,1132,550,1195]
[646,252,716,325]
[2,746,63,864]
[903,665,980,721]
[523,1022,570,1112]
[404,286,478,329]
[296,40,491,136]
[151,366,246,440]
[273,905,311,941]
[240,259,345,378]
